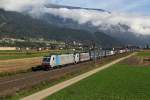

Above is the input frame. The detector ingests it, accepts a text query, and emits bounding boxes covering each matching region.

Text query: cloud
[0,0,150,35]
[0,0,49,18]
[49,0,150,15]
[0,0,46,13]
[43,8,150,35]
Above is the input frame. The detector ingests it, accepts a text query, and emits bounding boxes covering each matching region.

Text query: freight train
[42,49,131,70]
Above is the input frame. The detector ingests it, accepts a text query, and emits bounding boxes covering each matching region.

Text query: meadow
[3,52,131,100]
[45,54,150,100]
[0,50,75,60]
[136,51,150,57]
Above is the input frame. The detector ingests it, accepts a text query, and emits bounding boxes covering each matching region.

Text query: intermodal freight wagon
[42,49,131,70]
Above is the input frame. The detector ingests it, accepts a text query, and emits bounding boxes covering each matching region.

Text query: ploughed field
[0,57,42,73]
[0,50,75,73]
[0,51,45,73]
[45,52,150,100]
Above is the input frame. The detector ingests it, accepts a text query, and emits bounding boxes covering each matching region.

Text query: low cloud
[0,0,150,35]
[44,8,150,35]
[0,0,46,15]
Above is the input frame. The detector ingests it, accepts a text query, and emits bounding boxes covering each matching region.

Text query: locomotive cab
[42,56,51,69]
[42,55,56,69]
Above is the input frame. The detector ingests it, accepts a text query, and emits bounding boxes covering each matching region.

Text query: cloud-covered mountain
[42,4,150,45]
[0,9,121,47]
[1,0,150,35]
[0,0,150,46]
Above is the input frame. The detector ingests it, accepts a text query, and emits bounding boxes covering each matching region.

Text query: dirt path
[21,53,136,100]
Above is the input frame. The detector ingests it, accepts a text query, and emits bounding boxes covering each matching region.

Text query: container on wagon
[79,53,90,62]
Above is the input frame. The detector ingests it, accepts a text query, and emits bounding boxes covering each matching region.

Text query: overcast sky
[49,0,150,16]
[0,0,150,35]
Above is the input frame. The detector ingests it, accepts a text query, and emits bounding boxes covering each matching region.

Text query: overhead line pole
[91,40,96,64]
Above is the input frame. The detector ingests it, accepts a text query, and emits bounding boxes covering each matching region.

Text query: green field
[137,52,150,57]
[0,52,48,60]
[0,50,76,60]
[45,64,150,100]
[2,53,131,100]
[0,53,47,60]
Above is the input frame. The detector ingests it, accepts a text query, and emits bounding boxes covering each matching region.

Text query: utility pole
[91,40,96,64]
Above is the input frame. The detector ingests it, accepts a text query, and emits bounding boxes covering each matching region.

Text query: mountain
[1,3,149,47]
[0,9,121,47]
[39,4,150,46]
[41,4,107,32]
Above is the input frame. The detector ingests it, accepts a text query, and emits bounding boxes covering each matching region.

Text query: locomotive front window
[43,57,51,62]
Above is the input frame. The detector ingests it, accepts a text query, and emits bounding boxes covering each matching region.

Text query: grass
[0,53,47,60]
[137,52,150,57]
[0,50,19,53]
[45,64,150,100]
[0,51,48,60]
[2,62,96,100]
[0,50,76,60]
[3,74,75,100]
[1,53,131,100]
[0,54,43,60]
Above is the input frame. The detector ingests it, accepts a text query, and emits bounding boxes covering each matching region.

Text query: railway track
[22,53,135,100]
[0,61,93,97]
[0,53,131,97]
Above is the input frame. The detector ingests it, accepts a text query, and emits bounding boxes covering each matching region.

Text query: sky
[0,0,150,35]
[49,0,150,16]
